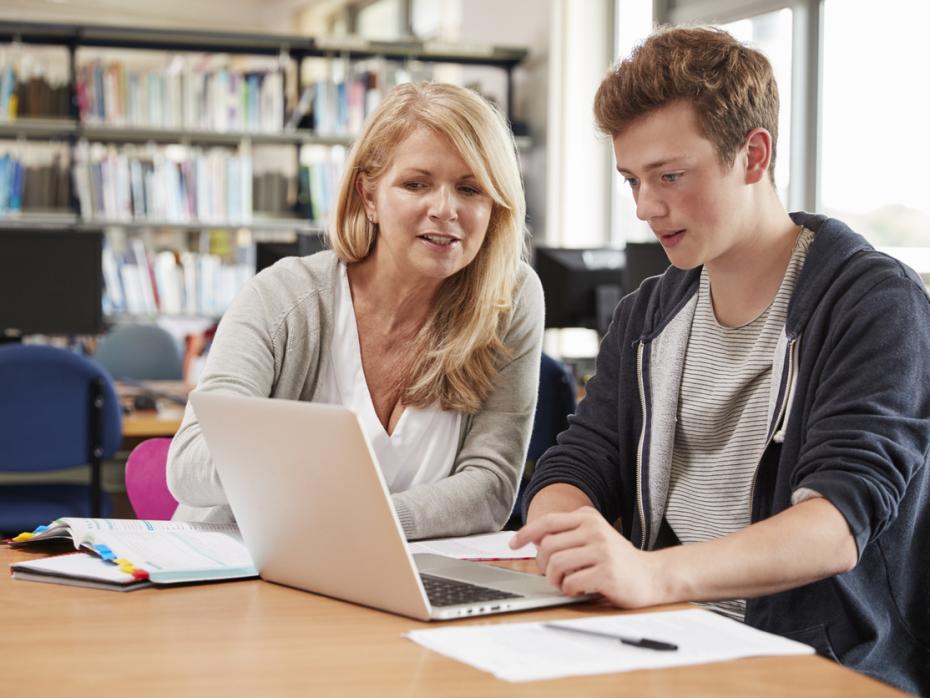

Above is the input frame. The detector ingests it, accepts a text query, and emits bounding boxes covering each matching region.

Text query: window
[821,0,930,277]
[610,0,655,244]
[611,5,794,243]
[720,9,793,206]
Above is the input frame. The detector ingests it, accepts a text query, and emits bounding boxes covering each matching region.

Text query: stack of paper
[406,609,814,682]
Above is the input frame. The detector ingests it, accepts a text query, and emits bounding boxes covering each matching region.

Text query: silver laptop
[190,392,590,621]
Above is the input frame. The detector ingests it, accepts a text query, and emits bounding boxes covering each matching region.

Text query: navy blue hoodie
[526,213,930,695]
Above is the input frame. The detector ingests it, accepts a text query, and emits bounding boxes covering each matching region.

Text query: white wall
[458,0,553,243]
[0,0,302,32]
[545,0,612,247]
[458,0,613,247]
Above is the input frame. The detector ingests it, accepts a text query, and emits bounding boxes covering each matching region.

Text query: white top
[316,263,462,492]
[666,226,814,621]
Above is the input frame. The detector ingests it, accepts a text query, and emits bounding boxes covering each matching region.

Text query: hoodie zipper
[748,336,798,519]
[635,341,648,549]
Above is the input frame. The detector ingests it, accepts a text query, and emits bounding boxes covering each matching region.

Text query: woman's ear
[743,128,773,185]
[355,175,377,223]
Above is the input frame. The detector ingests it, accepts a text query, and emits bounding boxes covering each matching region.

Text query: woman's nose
[427,185,458,221]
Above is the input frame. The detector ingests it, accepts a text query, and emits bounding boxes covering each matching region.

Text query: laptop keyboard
[420,573,524,607]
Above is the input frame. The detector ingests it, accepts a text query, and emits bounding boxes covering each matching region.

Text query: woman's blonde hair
[331,81,526,413]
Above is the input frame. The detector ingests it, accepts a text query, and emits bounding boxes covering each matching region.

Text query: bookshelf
[0,20,529,329]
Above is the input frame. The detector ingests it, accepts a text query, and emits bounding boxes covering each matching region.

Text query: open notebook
[8,517,256,589]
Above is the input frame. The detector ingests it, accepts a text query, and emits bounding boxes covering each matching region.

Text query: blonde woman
[167,82,544,540]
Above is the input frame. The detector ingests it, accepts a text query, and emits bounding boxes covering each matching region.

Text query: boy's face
[613,100,754,272]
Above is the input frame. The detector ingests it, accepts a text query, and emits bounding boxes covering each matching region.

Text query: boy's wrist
[649,546,694,605]
[525,483,592,522]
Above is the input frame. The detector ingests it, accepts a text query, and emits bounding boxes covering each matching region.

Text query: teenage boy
[513,26,930,694]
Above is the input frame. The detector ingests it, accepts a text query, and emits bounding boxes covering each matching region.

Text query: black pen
[543,622,678,651]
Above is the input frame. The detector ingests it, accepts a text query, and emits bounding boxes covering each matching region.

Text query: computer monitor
[255,232,326,273]
[623,241,671,293]
[534,247,625,334]
[0,229,104,339]
[534,243,672,335]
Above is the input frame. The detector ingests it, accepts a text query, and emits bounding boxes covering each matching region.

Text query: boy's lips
[654,229,686,247]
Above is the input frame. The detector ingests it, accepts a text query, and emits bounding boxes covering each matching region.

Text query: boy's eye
[623,176,639,188]
[662,172,683,183]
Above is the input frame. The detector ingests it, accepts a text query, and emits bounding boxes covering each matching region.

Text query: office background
[0,0,928,517]
[1,0,928,347]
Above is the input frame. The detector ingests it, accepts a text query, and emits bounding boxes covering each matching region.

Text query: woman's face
[359,128,493,284]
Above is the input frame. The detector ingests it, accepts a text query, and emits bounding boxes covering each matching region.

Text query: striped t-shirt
[665,226,814,621]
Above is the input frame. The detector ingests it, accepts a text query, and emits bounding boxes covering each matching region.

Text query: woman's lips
[417,233,461,250]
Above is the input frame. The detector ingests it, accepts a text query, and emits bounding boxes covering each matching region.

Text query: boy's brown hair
[594,26,780,180]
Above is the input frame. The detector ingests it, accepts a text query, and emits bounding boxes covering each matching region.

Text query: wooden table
[1,547,905,697]
[118,380,189,445]
[122,409,183,440]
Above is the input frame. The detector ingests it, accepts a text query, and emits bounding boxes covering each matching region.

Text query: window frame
[658,0,823,214]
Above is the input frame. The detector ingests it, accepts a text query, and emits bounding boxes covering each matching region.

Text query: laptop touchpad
[414,554,559,593]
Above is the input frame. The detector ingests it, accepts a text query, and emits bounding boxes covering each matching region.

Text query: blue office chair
[528,353,578,463]
[0,344,123,535]
[94,323,183,381]
[509,352,578,526]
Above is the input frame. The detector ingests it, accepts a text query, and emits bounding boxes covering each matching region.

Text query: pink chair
[125,438,178,520]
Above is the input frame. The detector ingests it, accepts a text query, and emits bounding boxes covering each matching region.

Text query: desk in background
[118,380,189,446]
[1,547,905,697]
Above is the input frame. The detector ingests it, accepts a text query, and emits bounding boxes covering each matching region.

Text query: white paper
[408,531,536,560]
[406,609,814,682]
[12,552,138,584]
[54,517,243,541]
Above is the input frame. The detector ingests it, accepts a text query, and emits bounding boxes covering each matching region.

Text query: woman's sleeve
[390,267,545,540]
[166,281,280,510]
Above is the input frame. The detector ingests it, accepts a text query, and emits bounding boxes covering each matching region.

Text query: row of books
[70,139,348,224]
[1,72,71,119]
[296,158,342,223]
[0,151,342,224]
[73,141,253,224]
[293,70,383,135]
[76,59,285,133]
[1,48,71,120]
[5,56,472,136]
[24,159,72,210]
[252,145,346,223]
[290,58,427,135]
[102,237,252,317]
[0,150,73,212]
[0,153,23,213]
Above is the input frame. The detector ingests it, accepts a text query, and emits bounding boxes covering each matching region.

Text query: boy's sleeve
[790,271,930,557]
[523,298,629,523]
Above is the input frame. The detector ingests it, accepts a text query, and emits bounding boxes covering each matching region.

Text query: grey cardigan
[166,251,544,540]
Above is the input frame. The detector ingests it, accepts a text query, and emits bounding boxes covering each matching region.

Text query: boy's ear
[744,128,773,184]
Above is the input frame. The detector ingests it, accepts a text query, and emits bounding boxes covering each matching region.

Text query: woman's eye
[459,185,482,196]
[404,181,426,190]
